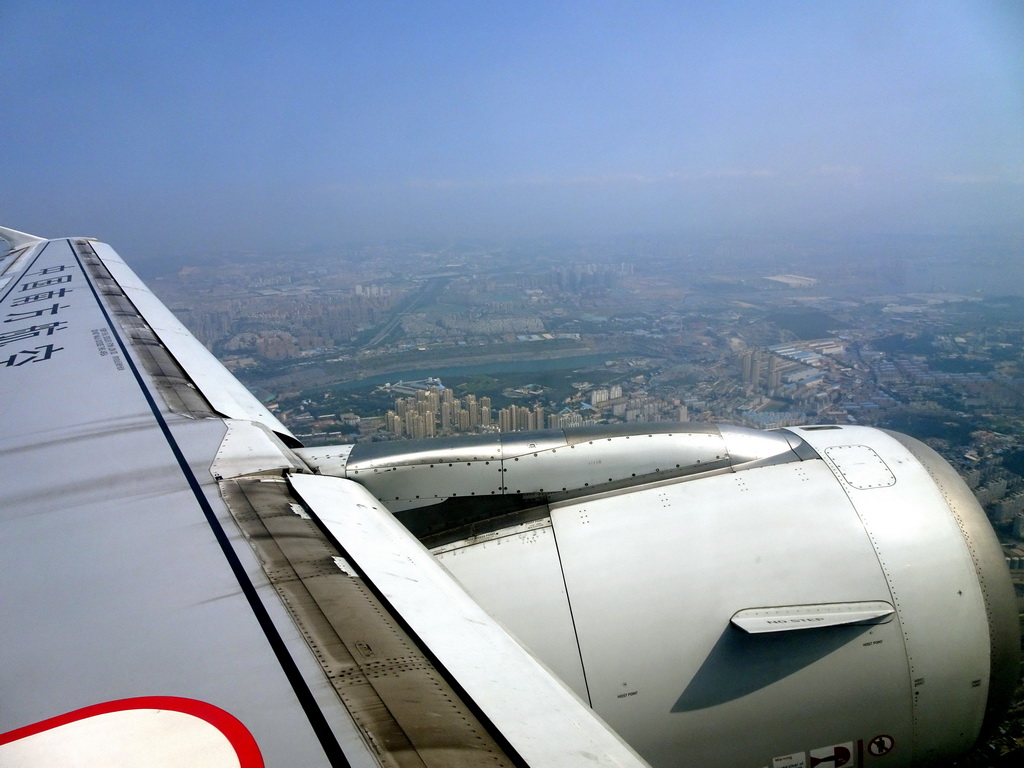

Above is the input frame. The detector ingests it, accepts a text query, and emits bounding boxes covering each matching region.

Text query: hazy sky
[2,1,1022,256]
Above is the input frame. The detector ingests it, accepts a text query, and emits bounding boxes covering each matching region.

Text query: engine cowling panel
[303,424,1018,768]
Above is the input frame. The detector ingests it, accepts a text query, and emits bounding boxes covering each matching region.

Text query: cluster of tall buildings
[498,404,548,432]
[380,380,694,441]
[385,388,493,439]
[590,385,623,405]
[740,340,844,394]
[741,350,786,391]
[384,386,586,439]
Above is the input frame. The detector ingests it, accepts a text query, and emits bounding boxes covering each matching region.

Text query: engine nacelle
[299,424,1018,768]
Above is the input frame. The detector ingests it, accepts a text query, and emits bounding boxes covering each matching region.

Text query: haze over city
[3,0,1022,259]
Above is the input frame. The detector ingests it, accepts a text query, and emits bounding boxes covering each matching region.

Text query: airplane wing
[0,228,650,768]
[3,227,1017,768]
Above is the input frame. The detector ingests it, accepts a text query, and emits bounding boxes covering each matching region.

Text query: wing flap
[289,472,650,768]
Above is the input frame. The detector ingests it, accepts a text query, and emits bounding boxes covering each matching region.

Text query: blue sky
[2,1,1022,256]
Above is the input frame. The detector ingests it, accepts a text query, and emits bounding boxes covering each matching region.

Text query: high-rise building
[441,399,458,431]
[386,410,404,436]
[404,411,424,439]
[742,350,763,388]
[498,407,513,433]
[518,405,533,431]
[556,411,584,428]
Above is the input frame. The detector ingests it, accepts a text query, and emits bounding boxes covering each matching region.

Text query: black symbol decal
[868,735,895,757]
[5,303,69,322]
[12,288,73,306]
[2,344,64,367]
[0,322,68,347]
[20,275,72,291]
[811,746,851,767]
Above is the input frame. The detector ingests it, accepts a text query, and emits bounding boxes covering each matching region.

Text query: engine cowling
[299,424,1018,768]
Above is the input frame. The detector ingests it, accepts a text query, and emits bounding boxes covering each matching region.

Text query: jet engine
[298,424,1018,768]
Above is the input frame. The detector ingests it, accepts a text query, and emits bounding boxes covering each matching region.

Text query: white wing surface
[0,229,648,768]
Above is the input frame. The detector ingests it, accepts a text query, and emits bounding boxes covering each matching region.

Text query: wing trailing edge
[289,472,650,768]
